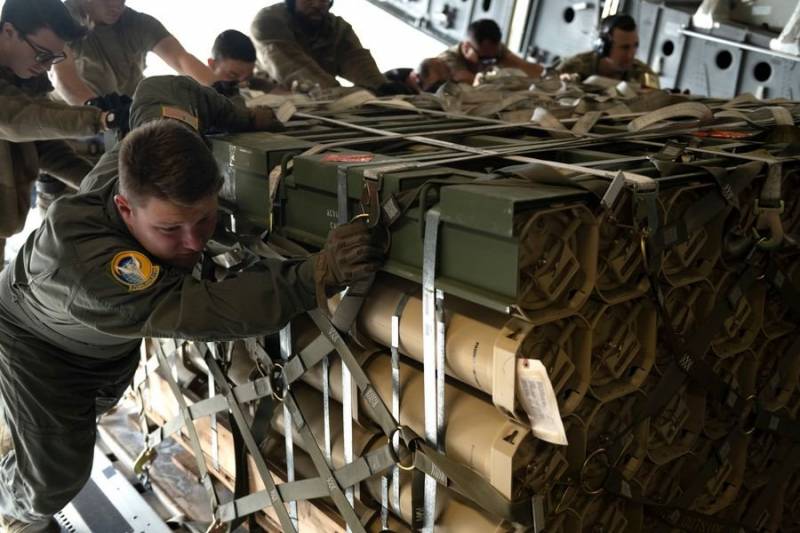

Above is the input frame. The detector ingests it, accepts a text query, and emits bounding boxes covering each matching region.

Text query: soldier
[417,57,453,92]
[0,75,383,532]
[208,29,279,100]
[251,0,409,95]
[438,19,544,85]
[0,0,121,271]
[556,14,660,89]
[52,0,217,105]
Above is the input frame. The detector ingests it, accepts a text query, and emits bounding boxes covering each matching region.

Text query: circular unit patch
[110,251,160,292]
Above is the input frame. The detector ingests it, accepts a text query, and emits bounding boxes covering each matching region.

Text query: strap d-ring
[580,448,610,496]
[269,363,287,402]
[740,394,759,435]
[387,427,416,471]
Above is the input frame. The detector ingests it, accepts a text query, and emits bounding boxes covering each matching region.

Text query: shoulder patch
[161,105,199,130]
[110,251,161,292]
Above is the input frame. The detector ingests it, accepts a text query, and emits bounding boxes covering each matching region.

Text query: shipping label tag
[517,359,568,446]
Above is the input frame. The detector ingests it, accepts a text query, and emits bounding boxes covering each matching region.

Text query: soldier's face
[294,0,330,23]
[115,193,219,270]
[608,29,639,71]
[463,39,501,66]
[86,0,126,25]
[208,58,255,83]
[1,24,66,78]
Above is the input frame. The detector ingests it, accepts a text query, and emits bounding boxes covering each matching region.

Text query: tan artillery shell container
[357,276,592,419]
[272,384,509,532]
[298,346,535,500]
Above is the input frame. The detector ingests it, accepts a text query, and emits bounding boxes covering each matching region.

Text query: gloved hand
[314,221,385,301]
[374,81,416,96]
[212,79,241,98]
[249,105,283,131]
[86,93,132,135]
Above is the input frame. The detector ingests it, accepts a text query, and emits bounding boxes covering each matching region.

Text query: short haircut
[0,0,86,41]
[119,121,223,207]
[467,19,502,45]
[211,29,256,63]
[603,14,637,35]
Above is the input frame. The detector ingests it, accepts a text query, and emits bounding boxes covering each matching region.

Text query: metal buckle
[387,427,417,471]
[579,448,610,496]
[269,363,287,402]
[753,199,786,250]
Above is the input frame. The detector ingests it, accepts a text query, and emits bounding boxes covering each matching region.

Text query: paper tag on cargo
[517,359,568,446]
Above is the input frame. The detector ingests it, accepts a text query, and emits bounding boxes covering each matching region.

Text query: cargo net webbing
[133,103,800,533]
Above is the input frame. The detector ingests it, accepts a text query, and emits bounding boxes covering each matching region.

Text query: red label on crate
[321,154,374,163]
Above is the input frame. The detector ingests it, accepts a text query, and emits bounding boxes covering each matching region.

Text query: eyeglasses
[21,34,66,66]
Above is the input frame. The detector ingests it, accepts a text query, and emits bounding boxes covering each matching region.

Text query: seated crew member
[251,0,409,95]
[0,74,383,532]
[556,14,660,89]
[208,29,278,98]
[53,0,217,106]
[0,0,121,272]
[438,19,543,85]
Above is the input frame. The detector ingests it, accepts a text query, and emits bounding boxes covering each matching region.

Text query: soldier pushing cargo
[0,0,123,272]
[251,0,410,96]
[0,76,384,532]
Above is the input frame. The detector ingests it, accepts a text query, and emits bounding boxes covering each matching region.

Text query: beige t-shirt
[65,0,171,96]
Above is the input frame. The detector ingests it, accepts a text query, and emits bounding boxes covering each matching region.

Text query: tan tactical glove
[314,222,385,308]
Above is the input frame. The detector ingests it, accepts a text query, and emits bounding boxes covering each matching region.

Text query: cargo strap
[152,341,229,533]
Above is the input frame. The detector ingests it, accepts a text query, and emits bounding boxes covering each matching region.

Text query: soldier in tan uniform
[0,74,382,532]
[556,14,660,89]
[0,0,122,271]
[207,29,279,102]
[251,0,409,95]
[53,0,216,105]
[438,19,543,85]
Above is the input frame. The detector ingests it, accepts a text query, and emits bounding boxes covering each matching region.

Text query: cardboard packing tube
[355,275,590,418]
[297,344,535,500]
[271,383,509,532]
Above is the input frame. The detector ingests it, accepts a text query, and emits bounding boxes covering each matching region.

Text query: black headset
[285,0,334,12]
[595,14,635,57]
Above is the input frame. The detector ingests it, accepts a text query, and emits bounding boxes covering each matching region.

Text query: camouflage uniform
[0,76,316,523]
[555,50,660,88]
[0,68,104,271]
[251,3,386,90]
[437,43,509,76]
[64,0,171,97]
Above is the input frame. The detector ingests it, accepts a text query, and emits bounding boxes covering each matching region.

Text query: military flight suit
[0,75,316,522]
[0,68,105,270]
[64,0,172,97]
[437,43,509,77]
[556,50,661,89]
[251,3,387,91]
